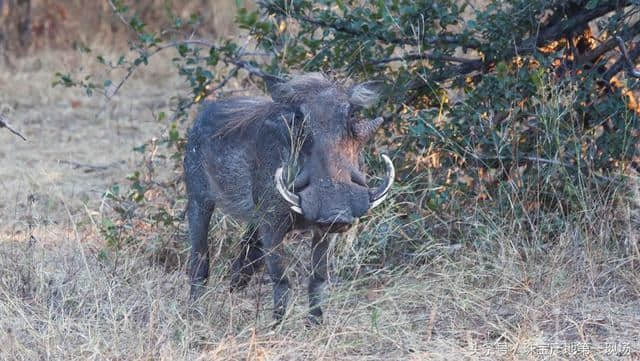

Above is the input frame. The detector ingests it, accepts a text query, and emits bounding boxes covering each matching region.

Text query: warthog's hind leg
[187,199,215,301]
[230,226,264,291]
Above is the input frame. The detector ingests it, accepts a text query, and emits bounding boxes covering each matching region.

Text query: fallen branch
[0,115,27,141]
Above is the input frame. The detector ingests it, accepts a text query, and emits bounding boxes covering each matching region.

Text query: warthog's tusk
[275,167,303,214]
[369,154,395,209]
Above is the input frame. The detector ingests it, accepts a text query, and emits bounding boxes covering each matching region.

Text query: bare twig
[368,52,480,66]
[107,65,136,99]
[107,0,136,34]
[105,35,277,100]
[57,160,125,172]
[167,66,242,122]
[581,20,640,67]
[210,65,241,92]
[230,60,285,84]
[477,155,620,182]
[154,39,216,50]
[603,38,640,81]
[106,40,218,100]
[0,115,26,141]
[614,36,640,78]
[154,40,282,82]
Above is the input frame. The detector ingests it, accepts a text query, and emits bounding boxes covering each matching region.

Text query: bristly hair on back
[268,72,334,106]
[213,97,291,137]
[215,73,335,137]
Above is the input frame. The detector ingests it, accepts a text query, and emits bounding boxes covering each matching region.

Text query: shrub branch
[0,115,26,141]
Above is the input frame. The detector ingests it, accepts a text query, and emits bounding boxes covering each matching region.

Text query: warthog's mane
[215,73,335,137]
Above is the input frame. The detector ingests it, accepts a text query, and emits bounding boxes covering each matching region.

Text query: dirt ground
[0,50,177,230]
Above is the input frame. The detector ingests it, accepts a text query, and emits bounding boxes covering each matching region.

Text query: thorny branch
[0,115,26,141]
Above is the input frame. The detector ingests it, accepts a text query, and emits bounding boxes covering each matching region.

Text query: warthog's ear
[349,81,384,109]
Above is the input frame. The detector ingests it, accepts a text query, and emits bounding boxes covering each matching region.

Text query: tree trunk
[1,0,32,61]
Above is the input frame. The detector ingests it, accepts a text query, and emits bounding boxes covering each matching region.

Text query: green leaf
[586,0,599,10]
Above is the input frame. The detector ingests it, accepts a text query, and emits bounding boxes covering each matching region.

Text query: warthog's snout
[275,154,395,230]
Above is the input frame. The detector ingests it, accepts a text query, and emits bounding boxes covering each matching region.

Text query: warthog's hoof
[305,313,323,327]
[189,283,206,303]
[305,306,324,327]
[229,272,251,292]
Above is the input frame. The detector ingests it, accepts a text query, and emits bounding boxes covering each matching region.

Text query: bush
[55,0,640,266]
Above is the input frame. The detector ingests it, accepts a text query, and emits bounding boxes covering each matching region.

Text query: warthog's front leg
[230,227,264,291]
[259,223,291,322]
[187,199,214,301]
[308,229,332,325]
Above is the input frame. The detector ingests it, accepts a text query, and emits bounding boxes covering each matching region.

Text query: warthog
[184,72,394,324]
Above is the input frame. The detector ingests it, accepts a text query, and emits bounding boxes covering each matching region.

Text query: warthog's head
[272,73,394,233]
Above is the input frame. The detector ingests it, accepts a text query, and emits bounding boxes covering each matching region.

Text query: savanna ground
[2,3,640,361]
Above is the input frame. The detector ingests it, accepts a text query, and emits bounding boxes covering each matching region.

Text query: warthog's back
[184,96,293,221]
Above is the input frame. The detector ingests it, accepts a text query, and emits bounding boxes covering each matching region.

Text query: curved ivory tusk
[275,167,303,214]
[369,154,395,209]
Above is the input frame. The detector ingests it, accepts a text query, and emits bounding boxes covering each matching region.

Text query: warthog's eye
[349,116,364,139]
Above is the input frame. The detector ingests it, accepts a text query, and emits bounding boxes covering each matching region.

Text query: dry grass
[1,34,640,361]
[1,195,639,360]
